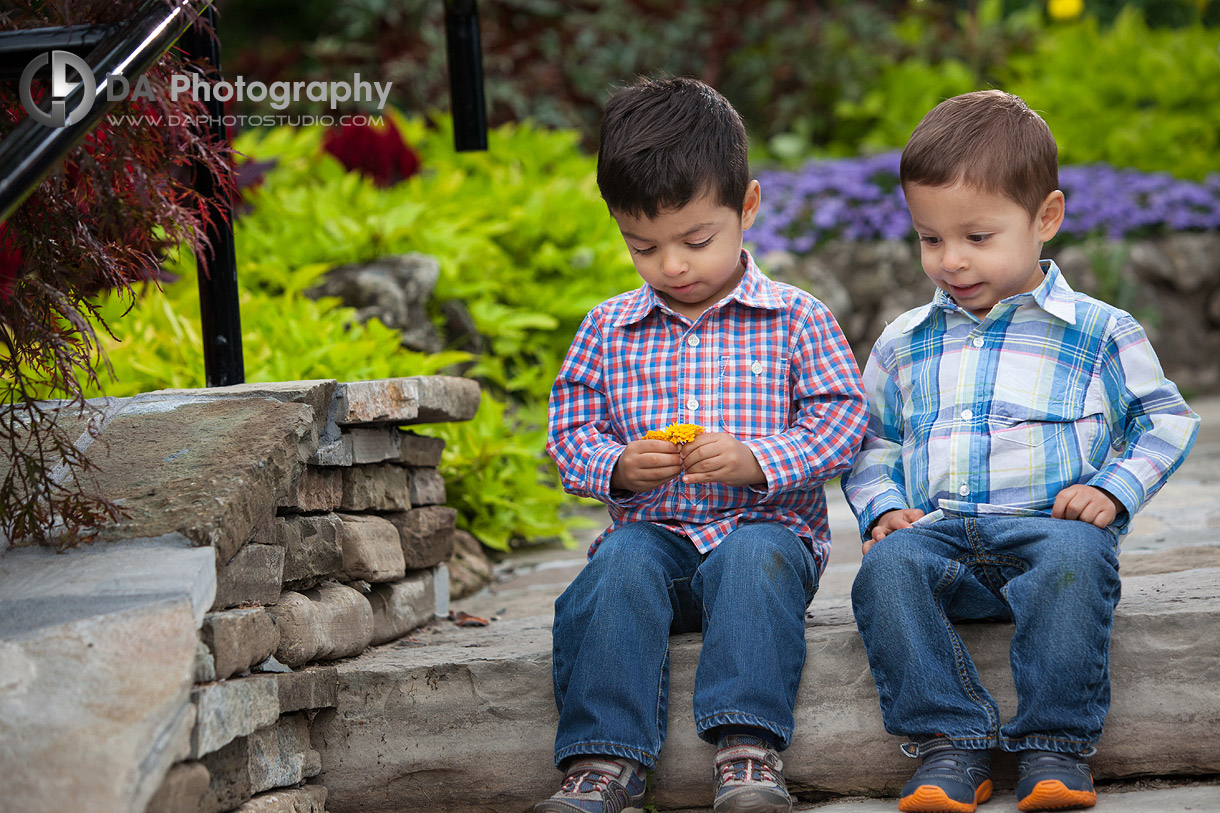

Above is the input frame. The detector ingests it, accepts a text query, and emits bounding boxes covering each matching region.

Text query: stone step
[311,566,1220,813]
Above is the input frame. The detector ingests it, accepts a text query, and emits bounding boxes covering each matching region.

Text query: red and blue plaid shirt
[547,251,868,572]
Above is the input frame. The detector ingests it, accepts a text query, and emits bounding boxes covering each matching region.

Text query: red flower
[0,220,22,304]
[321,118,420,187]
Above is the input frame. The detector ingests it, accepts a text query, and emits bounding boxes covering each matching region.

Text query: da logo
[19,50,96,128]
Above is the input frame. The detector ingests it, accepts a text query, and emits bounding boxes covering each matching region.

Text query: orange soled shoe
[898,740,992,813]
[1015,750,1097,811]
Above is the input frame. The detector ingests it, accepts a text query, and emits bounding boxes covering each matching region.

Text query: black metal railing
[0,0,487,388]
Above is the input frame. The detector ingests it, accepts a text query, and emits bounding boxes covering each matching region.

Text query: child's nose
[941,243,968,272]
[661,248,687,276]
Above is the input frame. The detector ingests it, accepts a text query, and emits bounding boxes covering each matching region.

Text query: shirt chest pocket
[717,353,790,438]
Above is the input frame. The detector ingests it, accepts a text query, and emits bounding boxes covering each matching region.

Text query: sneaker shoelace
[719,751,780,786]
[560,760,632,796]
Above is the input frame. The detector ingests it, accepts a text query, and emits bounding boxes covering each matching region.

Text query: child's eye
[919,235,941,246]
[968,233,991,243]
[686,237,714,249]
[630,245,656,256]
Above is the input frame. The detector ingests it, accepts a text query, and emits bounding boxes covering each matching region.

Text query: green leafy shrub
[1003,9,1220,180]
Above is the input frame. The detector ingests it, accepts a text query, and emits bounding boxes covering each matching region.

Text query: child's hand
[611,439,683,493]
[678,432,766,487]
[865,508,928,553]
[1052,484,1124,529]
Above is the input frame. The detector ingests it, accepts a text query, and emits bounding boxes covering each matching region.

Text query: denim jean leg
[551,522,703,769]
[851,522,1007,750]
[691,522,819,749]
[984,517,1122,754]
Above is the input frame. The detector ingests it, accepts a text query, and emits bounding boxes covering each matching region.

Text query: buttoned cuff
[581,443,647,509]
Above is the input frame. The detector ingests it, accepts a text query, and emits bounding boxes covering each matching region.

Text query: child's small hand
[611,439,683,493]
[865,508,928,553]
[1052,484,1124,529]
[678,432,765,487]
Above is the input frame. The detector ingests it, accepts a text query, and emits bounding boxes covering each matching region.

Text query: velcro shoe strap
[715,743,783,771]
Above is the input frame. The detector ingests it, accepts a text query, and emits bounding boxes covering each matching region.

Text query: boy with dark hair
[539,76,868,813]
[843,89,1200,812]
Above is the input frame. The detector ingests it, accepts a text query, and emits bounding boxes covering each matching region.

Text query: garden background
[22,0,1220,552]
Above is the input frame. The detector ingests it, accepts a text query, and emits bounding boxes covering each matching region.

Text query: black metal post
[179,6,244,387]
[444,0,487,152]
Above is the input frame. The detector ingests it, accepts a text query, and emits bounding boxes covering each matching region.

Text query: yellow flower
[663,423,704,445]
[644,430,669,441]
[1048,0,1083,21]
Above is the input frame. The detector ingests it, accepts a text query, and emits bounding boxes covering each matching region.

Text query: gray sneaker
[713,734,792,813]
[534,756,646,813]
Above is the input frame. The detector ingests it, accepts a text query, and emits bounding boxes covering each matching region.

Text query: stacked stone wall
[135,377,479,813]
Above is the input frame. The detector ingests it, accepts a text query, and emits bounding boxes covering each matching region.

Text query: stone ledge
[311,567,1220,813]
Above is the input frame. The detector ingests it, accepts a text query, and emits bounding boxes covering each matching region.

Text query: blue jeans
[851,516,1121,755]
[550,521,819,769]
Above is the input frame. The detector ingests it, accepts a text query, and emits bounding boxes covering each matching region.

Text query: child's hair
[900,90,1059,219]
[596,76,749,219]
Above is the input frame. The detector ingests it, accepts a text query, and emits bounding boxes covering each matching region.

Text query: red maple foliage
[1,1,234,547]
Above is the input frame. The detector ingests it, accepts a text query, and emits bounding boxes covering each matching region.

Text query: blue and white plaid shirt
[547,251,868,570]
[843,260,1200,540]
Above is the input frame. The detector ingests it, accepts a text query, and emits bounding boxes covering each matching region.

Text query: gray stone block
[201,608,280,681]
[233,784,327,813]
[143,761,210,813]
[405,375,481,424]
[367,571,437,645]
[198,737,252,813]
[397,431,445,467]
[339,464,410,512]
[338,513,407,583]
[190,676,280,759]
[245,667,339,714]
[275,513,345,590]
[407,466,447,506]
[212,543,285,611]
[331,379,419,426]
[276,467,342,513]
[247,713,321,794]
[348,426,403,464]
[387,506,457,569]
[312,567,1220,812]
[268,584,375,669]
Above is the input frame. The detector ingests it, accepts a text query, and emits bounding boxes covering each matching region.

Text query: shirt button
[972,336,984,348]
[750,361,764,375]
[687,336,700,347]
[687,398,699,411]
[959,484,970,497]
[961,409,973,420]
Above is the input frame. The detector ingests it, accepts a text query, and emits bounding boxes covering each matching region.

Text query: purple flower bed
[749,152,1220,256]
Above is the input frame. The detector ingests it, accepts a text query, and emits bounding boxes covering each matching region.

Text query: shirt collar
[613,249,785,326]
[904,259,1077,333]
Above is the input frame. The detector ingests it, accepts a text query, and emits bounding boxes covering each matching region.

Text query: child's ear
[1036,189,1066,241]
[740,180,762,229]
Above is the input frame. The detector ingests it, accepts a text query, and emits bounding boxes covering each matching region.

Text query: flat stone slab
[311,567,1220,813]
[0,534,216,635]
[62,397,315,562]
[0,598,199,813]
